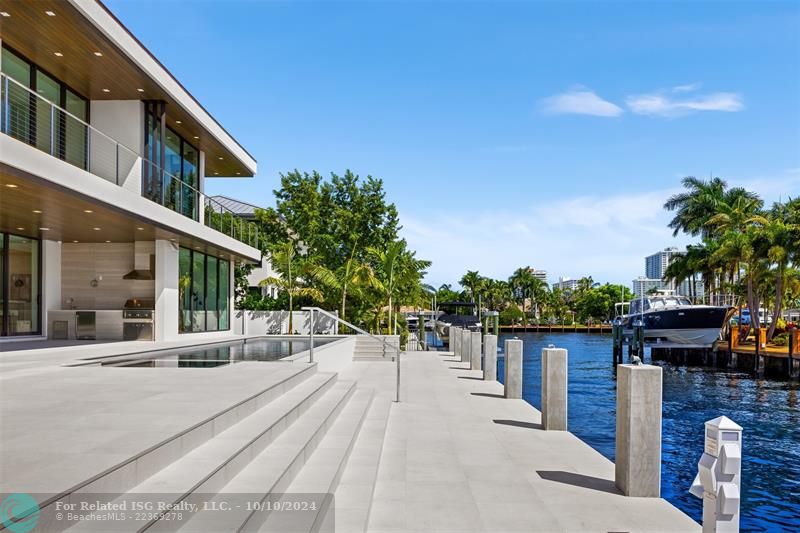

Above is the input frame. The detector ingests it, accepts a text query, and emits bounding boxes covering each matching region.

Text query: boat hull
[622,306,730,346]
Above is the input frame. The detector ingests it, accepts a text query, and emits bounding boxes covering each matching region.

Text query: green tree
[508,267,535,321]
[307,242,379,325]
[460,270,484,315]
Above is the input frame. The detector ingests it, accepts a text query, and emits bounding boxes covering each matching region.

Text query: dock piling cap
[705,416,743,432]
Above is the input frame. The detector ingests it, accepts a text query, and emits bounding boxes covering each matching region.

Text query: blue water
[488,332,800,531]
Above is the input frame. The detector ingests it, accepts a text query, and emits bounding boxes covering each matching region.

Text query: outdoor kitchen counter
[48,310,123,340]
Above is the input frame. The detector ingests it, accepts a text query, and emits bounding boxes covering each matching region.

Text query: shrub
[500,304,524,325]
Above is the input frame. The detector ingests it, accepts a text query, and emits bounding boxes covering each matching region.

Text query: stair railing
[302,307,402,402]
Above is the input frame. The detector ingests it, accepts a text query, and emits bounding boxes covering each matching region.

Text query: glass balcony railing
[1,73,263,251]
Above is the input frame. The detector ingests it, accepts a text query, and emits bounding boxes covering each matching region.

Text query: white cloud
[626,88,744,117]
[401,188,684,289]
[671,82,702,94]
[540,89,623,117]
[401,172,794,289]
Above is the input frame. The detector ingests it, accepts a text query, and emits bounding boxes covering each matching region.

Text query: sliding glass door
[178,247,230,333]
[0,233,41,336]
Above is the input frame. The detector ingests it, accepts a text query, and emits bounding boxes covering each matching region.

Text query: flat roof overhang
[0,0,257,178]
[1,139,261,265]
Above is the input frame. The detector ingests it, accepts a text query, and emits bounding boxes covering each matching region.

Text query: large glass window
[178,248,229,333]
[1,233,41,336]
[141,102,199,221]
[1,45,88,168]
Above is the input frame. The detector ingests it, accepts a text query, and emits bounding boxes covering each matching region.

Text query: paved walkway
[342,350,699,533]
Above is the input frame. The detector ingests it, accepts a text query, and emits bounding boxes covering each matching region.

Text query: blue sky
[106,0,800,288]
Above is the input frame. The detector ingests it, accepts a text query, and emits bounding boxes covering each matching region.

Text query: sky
[105,0,800,289]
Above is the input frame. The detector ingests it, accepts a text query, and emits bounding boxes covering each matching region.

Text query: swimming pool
[98,337,336,368]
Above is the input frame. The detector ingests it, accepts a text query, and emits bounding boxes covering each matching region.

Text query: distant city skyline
[105,0,800,287]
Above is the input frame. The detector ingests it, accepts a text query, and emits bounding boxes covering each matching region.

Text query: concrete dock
[1,339,699,532]
[338,349,698,532]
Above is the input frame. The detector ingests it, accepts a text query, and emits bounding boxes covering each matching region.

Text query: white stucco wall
[88,100,144,193]
[154,239,179,341]
[237,310,339,336]
[41,240,62,337]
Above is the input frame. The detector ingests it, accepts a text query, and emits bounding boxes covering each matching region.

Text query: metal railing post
[396,349,401,402]
[2,75,8,134]
[50,105,55,155]
[309,308,315,363]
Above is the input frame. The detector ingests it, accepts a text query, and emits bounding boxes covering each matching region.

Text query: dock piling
[615,363,662,497]
[541,347,568,431]
[504,339,523,399]
[470,331,482,371]
[483,334,497,381]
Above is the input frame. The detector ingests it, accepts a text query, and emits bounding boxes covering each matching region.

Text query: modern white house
[0,0,262,342]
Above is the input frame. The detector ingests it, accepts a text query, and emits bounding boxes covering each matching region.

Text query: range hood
[123,242,156,280]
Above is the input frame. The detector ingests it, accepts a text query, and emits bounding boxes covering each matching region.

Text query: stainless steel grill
[123,299,155,341]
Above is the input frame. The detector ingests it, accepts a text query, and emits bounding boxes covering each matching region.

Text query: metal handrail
[302,306,403,402]
[1,72,261,250]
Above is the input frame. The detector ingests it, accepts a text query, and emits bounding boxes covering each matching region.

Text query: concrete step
[58,365,317,518]
[256,389,375,532]
[333,396,392,533]
[68,370,336,532]
[174,380,358,532]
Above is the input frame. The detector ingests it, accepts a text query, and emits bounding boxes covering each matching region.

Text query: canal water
[471,332,799,531]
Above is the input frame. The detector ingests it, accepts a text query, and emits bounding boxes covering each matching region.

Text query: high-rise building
[644,247,705,300]
[532,269,548,284]
[631,277,664,298]
[552,277,579,292]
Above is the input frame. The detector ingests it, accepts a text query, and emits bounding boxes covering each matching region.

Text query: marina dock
[1,339,700,532]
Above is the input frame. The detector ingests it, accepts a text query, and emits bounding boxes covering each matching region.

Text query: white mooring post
[504,339,523,399]
[689,416,743,533]
[615,364,662,497]
[470,331,482,371]
[461,329,471,364]
[483,334,498,381]
[541,347,568,431]
[452,326,461,359]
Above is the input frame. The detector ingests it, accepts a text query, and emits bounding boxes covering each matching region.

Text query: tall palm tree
[509,267,535,321]
[528,277,550,321]
[368,240,406,334]
[260,242,323,334]
[663,176,728,238]
[757,209,799,339]
[460,270,484,316]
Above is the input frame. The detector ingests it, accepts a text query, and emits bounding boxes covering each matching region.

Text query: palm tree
[307,242,379,325]
[368,240,406,334]
[260,242,323,334]
[528,277,550,322]
[509,267,535,322]
[664,176,728,238]
[757,207,800,339]
[460,270,484,316]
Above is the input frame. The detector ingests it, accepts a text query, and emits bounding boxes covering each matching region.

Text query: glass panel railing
[1,73,262,251]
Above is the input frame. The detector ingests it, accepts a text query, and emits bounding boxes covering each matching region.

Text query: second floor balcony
[0,72,263,251]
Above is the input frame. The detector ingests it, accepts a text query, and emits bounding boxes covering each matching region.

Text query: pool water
[490,332,799,531]
[101,337,334,368]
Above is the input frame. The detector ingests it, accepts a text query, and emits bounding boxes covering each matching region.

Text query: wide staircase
[67,363,388,533]
[353,335,400,361]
